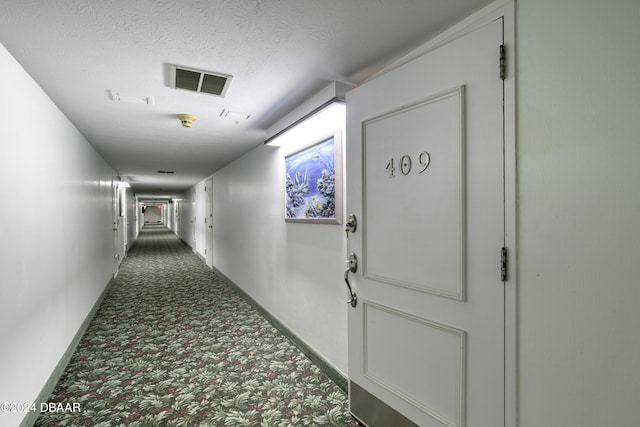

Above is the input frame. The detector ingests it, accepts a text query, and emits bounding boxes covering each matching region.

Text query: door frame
[349,1,516,425]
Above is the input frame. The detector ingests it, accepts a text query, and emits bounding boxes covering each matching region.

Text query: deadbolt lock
[345,214,357,238]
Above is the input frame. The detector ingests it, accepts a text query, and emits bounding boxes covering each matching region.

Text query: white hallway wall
[173,188,196,249]
[517,0,640,425]
[0,43,117,426]
[194,180,208,258]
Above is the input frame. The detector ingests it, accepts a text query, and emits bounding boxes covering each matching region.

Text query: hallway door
[111,174,124,276]
[346,18,506,427]
[205,178,214,267]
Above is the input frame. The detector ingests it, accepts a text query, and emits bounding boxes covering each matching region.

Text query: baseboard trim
[20,277,115,427]
[179,238,192,250]
[210,265,348,394]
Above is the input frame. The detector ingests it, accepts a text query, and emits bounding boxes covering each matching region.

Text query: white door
[205,178,214,267]
[111,174,124,276]
[346,18,506,427]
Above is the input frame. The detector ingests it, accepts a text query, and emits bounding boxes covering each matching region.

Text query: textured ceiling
[0,0,493,198]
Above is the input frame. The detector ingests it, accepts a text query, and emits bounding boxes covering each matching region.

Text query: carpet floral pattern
[35,225,357,427]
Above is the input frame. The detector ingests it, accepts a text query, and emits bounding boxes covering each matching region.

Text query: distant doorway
[144,205,164,224]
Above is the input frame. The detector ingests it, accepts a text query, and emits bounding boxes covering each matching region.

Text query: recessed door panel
[363,302,466,427]
[363,87,465,300]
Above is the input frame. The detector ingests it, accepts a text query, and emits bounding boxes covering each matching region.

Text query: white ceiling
[0,0,492,199]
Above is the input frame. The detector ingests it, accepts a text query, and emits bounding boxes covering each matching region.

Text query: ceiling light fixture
[177,114,197,128]
[264,82,352,147]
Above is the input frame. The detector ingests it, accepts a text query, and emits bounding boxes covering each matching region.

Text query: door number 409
[384,151,430,177]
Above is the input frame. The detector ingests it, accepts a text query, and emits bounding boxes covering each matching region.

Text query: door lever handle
[344,253,358,307]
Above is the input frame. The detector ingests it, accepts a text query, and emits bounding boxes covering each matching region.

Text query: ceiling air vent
[169,65,232,97]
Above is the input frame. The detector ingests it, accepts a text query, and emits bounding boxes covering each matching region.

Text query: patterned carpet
[35,225,357,427]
